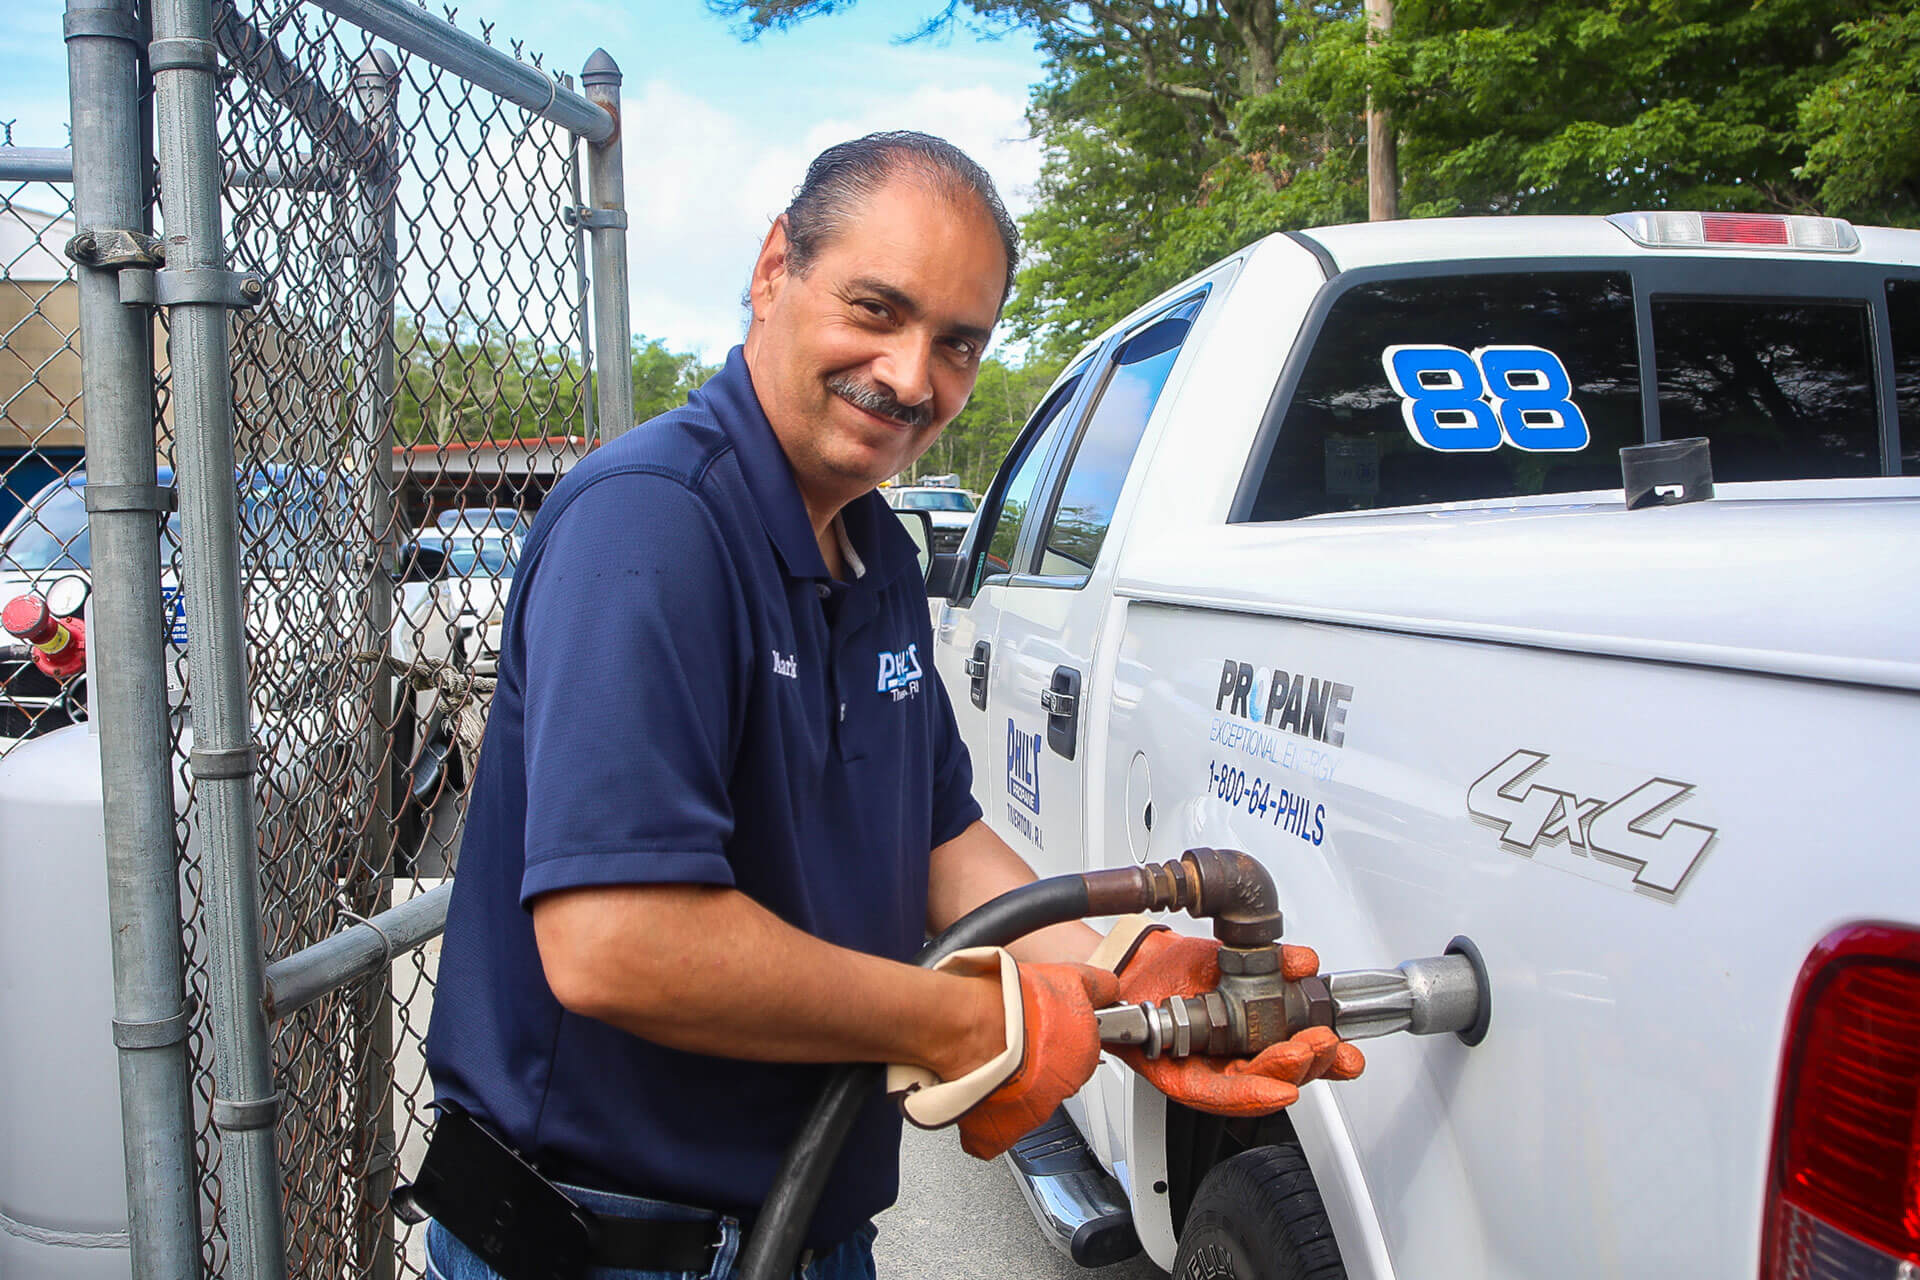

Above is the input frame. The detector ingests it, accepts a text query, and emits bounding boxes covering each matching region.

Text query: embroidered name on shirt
[877,643,923,700]
[771,650,798,679]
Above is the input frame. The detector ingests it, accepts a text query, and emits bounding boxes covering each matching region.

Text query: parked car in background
[0,464,375,898]
[882,484,977,555]
[432,506,530,538]
[392,525,519,814]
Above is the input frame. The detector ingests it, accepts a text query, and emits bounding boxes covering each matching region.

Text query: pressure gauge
[46,574,90,619]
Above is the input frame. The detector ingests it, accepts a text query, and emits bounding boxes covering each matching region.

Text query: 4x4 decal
[1467,749,1717,902]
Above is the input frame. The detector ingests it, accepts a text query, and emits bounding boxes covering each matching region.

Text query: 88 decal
[1382,344,1590,452]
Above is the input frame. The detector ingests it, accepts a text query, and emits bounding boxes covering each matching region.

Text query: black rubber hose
[735,873,1095,1280]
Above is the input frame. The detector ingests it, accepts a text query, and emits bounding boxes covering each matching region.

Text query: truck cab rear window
[1651,298,1877,480]
[1247,272,1642,521]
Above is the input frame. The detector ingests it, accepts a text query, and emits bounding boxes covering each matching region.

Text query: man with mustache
[422,132,1359,1279]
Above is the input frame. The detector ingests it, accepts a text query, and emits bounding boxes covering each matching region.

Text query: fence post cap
[353,47,399,79]
[581,48,621,88]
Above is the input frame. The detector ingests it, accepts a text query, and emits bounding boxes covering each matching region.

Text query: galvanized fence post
[349,46,402,1280]
[147,0,289,1271]
[581,50,634,442]
[569,122,599,444]
[62,0,206,1274]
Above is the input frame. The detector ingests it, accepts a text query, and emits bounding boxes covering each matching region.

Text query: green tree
[713,0,1920,355]
[1797,8,1920,222]
[1010,2,1369,357]
[388,322,716,444]
[911,353,1064,491]
[392,314,590,445]
[711,0,1374,357]
[631,335,719,423]
[1384,0,1896,221]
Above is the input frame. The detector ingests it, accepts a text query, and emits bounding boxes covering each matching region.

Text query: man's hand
[1100,923,1364,1117]
[888,948,1119,1160]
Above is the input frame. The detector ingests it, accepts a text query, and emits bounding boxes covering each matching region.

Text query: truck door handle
[966,641,990,710]
[1045,665,1081,760]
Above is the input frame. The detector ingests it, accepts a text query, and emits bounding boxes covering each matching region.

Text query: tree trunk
[1365,0,1398,221]
[1245,2,1277,97]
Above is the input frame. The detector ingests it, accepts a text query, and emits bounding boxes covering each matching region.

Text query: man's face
[745,176,1005,517]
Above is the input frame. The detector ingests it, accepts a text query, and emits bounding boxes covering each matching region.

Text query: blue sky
[3,0,1049,359]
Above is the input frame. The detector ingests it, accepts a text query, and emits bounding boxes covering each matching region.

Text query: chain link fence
[12,0,631,1273]
[205,4,600,1272]
[0,144,98,744]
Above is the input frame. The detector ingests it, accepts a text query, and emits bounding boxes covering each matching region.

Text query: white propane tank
[0,606,202,1278]
[0,713,135,1277]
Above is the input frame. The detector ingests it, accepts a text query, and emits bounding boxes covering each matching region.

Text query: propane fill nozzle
[1082,848,1490,1059]
[1095,941,1491,1058]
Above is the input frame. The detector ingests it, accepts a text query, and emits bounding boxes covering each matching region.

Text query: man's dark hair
[781,131,1020,305]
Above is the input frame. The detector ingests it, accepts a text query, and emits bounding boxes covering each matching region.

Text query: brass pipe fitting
[1090,849,1490,1058]
[1082,848,1284,948]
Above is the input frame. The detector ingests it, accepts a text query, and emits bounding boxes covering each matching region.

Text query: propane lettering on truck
[1215,658,1353,745]
[1207,759,1327,845]
[1209,658,1353,782]
[1467,749,1718,902]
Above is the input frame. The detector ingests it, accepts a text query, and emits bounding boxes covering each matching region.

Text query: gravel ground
[874,1123,1167,1280]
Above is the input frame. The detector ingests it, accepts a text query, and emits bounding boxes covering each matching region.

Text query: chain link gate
[39,0,634,1272]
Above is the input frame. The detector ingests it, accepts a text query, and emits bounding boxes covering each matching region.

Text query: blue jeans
[424,1182,879,1280]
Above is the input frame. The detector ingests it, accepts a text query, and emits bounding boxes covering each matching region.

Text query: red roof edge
[392,435,595,454]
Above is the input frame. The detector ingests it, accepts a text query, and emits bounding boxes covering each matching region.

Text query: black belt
[588,1211,725,1272]
[393,1103,731,1278]
[590,1211,835,1272]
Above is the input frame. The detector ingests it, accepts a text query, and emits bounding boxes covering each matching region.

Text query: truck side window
[1883,280,1920,475]
[1035,295,1204,582]
[975,369,1085,592]
[1246,273,1641,521]
[1652,298,1878,480]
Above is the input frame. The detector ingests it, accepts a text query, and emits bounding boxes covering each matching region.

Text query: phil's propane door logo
[1005,718,1043,850]
[1467,749,1717,903]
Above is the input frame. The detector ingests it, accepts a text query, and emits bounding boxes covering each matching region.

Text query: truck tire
[1172,1145,1345,1280]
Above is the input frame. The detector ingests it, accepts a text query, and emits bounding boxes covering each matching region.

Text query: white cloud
[616,77,1042,361]
[0,0,1044,365]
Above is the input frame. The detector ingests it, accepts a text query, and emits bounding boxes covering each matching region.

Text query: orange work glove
[887,948,1119,1161]
[1094,920,1364,1117]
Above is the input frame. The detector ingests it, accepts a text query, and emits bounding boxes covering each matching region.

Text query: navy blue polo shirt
[426,347,982,1246]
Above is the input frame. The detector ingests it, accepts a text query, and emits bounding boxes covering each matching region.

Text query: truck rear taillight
[1763,925,1920,1280]
[1608,211,1860,252]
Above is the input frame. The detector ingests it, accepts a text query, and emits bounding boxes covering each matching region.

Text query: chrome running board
[1004,1111,1141,1268]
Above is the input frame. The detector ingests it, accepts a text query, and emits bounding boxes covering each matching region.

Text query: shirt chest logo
[877,643,923,701]
[771,649,798,679]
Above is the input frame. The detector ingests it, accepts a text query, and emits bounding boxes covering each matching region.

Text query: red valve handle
[2,594,57,645]
[2,594,86,679]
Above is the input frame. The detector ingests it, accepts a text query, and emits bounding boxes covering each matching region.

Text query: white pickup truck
[926,213,1920,1280]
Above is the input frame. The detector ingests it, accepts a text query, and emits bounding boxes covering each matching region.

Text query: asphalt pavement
[875,1123,1167,1280]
